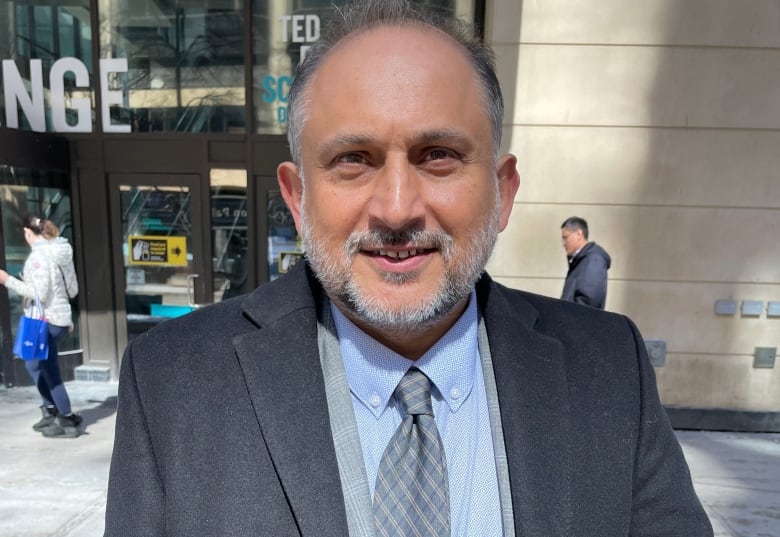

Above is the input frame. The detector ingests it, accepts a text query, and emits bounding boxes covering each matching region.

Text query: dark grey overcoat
[104,261,712,537]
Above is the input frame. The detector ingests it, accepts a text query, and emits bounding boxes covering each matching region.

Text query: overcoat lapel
[478,277,573,536]
[232,265,349,536]
[229,265,573,536]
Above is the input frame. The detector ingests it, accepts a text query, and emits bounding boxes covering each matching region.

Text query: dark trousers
[24,324,72,415]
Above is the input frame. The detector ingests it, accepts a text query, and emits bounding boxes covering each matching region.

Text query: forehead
[303,25,485,124]
[325,23,471,65]
[329,24,473,79]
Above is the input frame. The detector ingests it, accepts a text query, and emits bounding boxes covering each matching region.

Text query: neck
[573,240,588,253]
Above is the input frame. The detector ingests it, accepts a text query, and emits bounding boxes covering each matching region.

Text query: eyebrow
[319,129,475,153]
[320,134,375,153]
[417,129,474,145]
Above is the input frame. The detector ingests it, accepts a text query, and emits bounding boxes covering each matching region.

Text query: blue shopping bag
[12,296,49,360]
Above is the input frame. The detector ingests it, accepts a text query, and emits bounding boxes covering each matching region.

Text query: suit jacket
[105,262,712,536]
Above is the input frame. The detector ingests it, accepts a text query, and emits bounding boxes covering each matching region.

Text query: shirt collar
[332,291,479,418]
[568,245,584,263]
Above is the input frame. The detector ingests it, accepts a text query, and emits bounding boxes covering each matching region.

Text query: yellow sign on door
[128,236,188,266]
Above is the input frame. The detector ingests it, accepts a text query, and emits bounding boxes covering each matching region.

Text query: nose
[366,154,426,231]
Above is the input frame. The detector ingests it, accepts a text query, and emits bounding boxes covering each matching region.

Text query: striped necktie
[373,367,451,537]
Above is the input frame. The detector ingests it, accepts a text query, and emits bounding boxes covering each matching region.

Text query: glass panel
[210,169,248,300]
[119,184,194,340]
[58,10,77,58]
[13,6,31,58]
[98,0,246,133]
[0,1,93,132]
[252,0,476,135]
[266,190,300,281]
[0,165,81,355]
[33,6,55,66]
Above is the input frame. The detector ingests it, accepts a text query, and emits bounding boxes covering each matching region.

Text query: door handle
[186,274,199,307]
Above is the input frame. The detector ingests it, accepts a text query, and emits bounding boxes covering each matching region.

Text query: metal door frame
[108,173,209,351]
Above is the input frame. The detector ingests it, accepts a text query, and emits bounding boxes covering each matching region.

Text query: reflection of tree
[0,6,11,60]
[0,168,73,243]
[99,5,244,132]
[123,188,192,237]
[175,91,235,132]
[3,3,94,102]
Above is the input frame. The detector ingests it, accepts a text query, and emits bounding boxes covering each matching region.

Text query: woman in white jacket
[0,215,81,438]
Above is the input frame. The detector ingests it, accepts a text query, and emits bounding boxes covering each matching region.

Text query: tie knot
[394,368,433,416]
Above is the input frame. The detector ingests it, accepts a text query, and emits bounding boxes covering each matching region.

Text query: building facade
[1,0,778,430]
[486,0,780,430]
[0,0,480,386]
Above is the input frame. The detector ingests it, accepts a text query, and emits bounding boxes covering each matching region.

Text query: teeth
[377,249,419,259]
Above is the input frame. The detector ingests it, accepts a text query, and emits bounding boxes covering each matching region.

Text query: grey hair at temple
[285,0,504,166]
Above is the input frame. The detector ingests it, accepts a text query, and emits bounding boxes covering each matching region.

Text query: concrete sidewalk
[0,381,117,537]
[1,380,778,537]
[676,429,780,537]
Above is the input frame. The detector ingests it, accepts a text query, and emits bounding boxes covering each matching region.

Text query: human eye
[335,152,368,165]
[324,151,375,182]
[424,147,458,162]
[418,147,463,176]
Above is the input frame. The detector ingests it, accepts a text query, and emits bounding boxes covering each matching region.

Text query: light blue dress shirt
[331,293,503,536]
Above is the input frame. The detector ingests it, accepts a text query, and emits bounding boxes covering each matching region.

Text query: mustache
[344,228,453,258]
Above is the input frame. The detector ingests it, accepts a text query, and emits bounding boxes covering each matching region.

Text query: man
[105,1,712,536]
[560,216,611,309]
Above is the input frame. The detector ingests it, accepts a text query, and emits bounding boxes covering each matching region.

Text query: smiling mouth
[369,248,433,260]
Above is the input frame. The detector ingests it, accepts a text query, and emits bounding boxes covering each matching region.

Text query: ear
[495,154,520,231]
[277,161,304,234]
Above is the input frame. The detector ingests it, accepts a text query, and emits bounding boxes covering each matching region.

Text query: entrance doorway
[109,174,210,348]
[108,169,256,351]
[0,130,76,387]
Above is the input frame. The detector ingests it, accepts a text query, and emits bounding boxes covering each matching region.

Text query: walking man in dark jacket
[561,216,611,309]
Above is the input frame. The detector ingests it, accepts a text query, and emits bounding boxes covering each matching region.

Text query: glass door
[109,174,209,347]
[209,169,250,299]
[0,165,79,386]
[266,188,302,281]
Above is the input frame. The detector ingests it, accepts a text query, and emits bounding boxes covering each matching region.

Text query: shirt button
[450,387,460,400]
[370,394,381,408]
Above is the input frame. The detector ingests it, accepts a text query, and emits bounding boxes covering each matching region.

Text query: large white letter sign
[2,59,46,132]
[99,58,130,133]
[50,58,91,132]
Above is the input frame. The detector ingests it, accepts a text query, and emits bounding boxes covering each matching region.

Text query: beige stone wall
[485,0,780,411]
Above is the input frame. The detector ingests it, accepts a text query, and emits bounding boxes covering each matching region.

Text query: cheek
[428,182,495,228]
[305,186,366,236]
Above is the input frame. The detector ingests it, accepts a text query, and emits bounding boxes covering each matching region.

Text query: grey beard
[301,214,500,334]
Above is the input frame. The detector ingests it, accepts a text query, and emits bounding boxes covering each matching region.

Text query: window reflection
[267,190,299,281]
[0,166,81,354]
[210,169,248,300]
[0,0,93,132]
[1,0,476,135]
[251,0,475,135]
[98,0,246,133]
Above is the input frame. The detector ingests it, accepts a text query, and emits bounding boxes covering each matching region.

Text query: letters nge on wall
[1,57,129,133]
